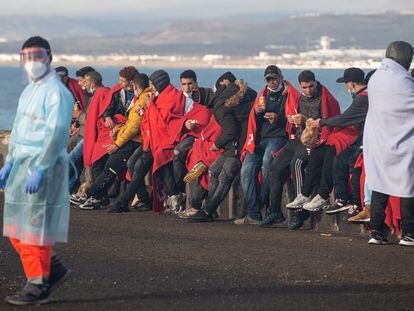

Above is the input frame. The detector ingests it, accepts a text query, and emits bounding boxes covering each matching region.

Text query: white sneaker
[286,194,310,209]
[368,232,389,245]
[234,216,260,225]
[399,234,414,247]
[130,195,139,208]
[69,193,87,205]
[178,207,199,219]
[166,193,186,213]
[79,197,101,210]
[303,194,329,212]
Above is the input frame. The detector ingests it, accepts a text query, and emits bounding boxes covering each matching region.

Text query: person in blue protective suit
[0,36,74,306]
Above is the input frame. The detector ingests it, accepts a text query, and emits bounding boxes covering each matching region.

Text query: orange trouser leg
[9,238,51,284]
[9,238,22,255]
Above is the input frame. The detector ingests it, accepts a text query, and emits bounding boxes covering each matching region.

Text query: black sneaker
[326,199,352,215]
[399,233,414,247]
[100,196,110,206]
[259,212,285,228]
[107,202,130,213]
[288,209,310,230]
[49,258,71,294]
[133,201,153,212]
[4,283,50,306]
[368,231,389,245]
[187,209,214,223]
[343,204,360,221]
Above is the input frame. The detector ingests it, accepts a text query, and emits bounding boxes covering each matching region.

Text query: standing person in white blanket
[364,40,414,246]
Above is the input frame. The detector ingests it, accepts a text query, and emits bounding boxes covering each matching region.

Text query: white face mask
[347,89,357,96]
[24,61,48,80]
[267,83,283,93]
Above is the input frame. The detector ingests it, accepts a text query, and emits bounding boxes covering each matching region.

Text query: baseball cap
[264,65,282,79]
[336,67,365,83]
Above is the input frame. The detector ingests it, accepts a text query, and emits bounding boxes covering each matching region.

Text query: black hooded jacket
[209,80,257,157]
[192,87,214,106]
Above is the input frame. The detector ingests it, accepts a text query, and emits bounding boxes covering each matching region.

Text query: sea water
[0,67,356,130]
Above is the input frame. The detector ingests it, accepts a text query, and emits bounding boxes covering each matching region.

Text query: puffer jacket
[210,80,255,157]
[115,87,152,147]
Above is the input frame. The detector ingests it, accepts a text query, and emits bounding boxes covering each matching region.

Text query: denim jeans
[117,145,154,205]
[157,136,196,196]
[241,137,286,220]
[68,138,84,194]
[173,136,195,193]
[189,180,208,210]
[204,155,241,215]
[333,141,362,206]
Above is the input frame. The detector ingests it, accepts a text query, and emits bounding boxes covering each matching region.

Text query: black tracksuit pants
[370,192,414,235]
[301,144,336,200]
[268,139,309,213]
[87,141,139,199]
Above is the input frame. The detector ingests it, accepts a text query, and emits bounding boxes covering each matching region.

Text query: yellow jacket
[115,87,152,147]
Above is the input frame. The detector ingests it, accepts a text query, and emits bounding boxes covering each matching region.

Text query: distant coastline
[0,54,380,70]
[0,37,383,69]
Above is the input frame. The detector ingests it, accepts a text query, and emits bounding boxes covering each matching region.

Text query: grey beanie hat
[149,70,170,93]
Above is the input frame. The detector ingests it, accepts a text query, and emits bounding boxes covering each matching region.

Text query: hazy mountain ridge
[0,13,412,55]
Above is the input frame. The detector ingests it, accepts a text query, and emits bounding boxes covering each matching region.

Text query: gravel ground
[1,207,413,311]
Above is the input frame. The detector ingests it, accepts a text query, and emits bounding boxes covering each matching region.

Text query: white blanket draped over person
[363,58,414,197]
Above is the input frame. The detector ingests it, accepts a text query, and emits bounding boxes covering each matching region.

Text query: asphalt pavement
[1,207,413,310]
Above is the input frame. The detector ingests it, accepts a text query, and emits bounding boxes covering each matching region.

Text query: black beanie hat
[215,71,236,90]
[75,66,95,78]
[149,70,170,93]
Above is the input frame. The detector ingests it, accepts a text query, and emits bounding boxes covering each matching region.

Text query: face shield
[20,47,51,83]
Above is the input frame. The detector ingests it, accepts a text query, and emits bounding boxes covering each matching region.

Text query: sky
[2,0,413,18]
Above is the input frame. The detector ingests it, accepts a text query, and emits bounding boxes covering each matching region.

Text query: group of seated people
[58,45,413,246]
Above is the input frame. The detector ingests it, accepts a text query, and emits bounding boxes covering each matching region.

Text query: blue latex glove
[25,170,44,194]
[0,163,13,189]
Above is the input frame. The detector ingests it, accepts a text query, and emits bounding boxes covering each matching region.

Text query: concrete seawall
[0,130,368,236]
